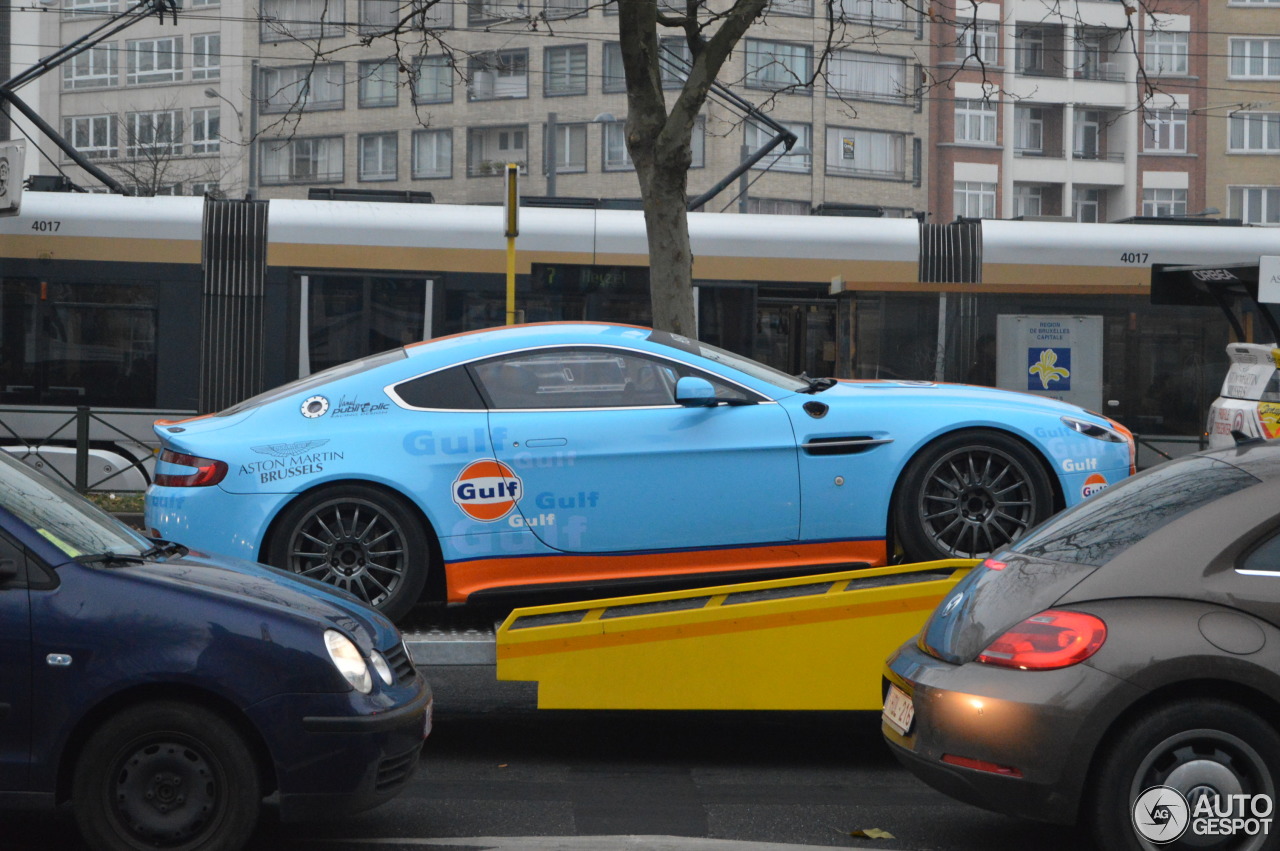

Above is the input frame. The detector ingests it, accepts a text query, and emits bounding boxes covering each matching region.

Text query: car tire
[72,701,261,851]
[892,429,1053,561]
[266,484,429,622]
[1087,699,1280,851]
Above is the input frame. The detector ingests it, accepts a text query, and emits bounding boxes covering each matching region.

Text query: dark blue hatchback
[0,451,432,850]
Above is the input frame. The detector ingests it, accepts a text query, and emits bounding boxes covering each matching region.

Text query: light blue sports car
[145,323,1134,621]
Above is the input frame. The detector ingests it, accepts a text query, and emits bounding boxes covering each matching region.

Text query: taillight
[154,449,228,487]
[977,610,1106,670]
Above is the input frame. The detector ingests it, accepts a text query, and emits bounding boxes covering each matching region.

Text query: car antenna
[1231,430,1267,447]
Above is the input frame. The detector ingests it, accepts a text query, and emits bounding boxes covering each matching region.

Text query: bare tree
[103,100,246,197]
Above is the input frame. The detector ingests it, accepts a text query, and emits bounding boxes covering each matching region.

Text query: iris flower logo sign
[1028,348,1071,391]
[1134,786,1190,844]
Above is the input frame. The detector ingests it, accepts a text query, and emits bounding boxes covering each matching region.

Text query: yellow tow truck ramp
[496,559,975,711]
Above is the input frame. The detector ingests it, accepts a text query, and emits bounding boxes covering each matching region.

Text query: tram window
[0,280,157,408]
[305,275,430,374]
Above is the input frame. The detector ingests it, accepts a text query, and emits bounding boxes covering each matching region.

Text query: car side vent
[801,436,893,456]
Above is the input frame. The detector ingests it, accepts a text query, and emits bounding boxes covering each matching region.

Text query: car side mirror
[675,376,718,408]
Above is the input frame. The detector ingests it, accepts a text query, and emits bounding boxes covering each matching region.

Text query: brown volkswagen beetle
[884,438,1280,851]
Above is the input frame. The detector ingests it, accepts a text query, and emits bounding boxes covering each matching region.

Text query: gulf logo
[1082,473,1109,499]
[452,459,523,522]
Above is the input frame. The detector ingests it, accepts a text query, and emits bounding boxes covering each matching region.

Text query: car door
[0,532,32,789]
[476,346,800,554]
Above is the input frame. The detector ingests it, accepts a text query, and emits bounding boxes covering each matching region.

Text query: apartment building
[1208,0,1280,226]
[22,0,936,215]
[928,0,1207,222]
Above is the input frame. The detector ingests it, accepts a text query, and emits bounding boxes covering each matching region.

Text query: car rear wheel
[1088,699,1280,851]
[892,430,1053,561]
[266,484,429,622]
[73,701,260,851]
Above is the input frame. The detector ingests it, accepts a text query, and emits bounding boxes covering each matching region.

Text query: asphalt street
[8,665,1094,851]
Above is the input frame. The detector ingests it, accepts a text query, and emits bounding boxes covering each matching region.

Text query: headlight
[324,630,372,694]
[1061,415,1126,443]
[370,650,394,686]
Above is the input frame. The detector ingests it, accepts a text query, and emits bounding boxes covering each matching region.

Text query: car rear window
[1009,455,1259,567]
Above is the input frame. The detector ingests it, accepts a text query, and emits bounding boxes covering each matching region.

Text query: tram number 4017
[30,220,61,232]
[1119,252,1148,264]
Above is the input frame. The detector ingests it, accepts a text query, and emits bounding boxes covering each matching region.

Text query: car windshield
[216,348,407,417]
[0,453,152,560]
[1008,455,1260,567]
[647,330,810,393]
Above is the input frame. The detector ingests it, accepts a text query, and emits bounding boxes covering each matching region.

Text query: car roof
[1199,439,1280,481]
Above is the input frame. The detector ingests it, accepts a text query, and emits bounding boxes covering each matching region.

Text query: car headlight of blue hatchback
[1061,415,1126,443]
[324,629,373,694]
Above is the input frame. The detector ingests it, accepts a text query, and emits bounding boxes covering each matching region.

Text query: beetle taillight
[977,610,1106,670]
[154,450,228,487]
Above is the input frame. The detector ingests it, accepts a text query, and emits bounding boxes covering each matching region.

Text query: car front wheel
[1088,699,1280,851]
[73,701,261,851]
[892,429,1053,561]
[266,484,429,622]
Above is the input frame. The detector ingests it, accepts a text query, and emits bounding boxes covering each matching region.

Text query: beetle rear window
[1009,456,1259,567]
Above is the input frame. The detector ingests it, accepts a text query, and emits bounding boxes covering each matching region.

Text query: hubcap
[114,741,217,843]
[289,499,407,608]
[918,446,1037,558]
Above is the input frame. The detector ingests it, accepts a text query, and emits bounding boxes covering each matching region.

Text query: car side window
[471,348,755,410]
[392,365,485,410]
[1241,530,1280,574]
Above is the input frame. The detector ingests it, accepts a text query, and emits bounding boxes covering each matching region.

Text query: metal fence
[0,405,162,492]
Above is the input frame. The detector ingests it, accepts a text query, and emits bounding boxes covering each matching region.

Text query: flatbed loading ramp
[496,560,975,710]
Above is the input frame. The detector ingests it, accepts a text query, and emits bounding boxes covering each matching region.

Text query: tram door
[754,300,837,378]
[298,274,434,377]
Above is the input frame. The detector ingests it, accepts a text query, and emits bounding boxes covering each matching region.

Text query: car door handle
[524,438,568,448]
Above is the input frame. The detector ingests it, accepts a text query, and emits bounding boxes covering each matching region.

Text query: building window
[261,136,344,184]
[191,34,219,81]
[1073,187,1103,222]
[603,43,626,93]
[745,120,811,173]
[956,20,998,65]
[1013,184,1044,217]
[1014,106,1043,154]
[359,133,398,181]
[469,50,528,100]
[603,121,632,171]
[837,0,906,28]
[190,107,220,154]
[1145,29,1188,76]
[261,0,342,40]
[1230,186,1280,225]
[1015,27,1045,74]
[545,0,587,18]
[954,181,996,218]
[1074,110,1104,159]
[190,182,220,196]
[1229,113,1280,153]
[467,125,527,176]
[125,110,182,158]
[545,123,587,173]
[413,55,452,104]
[545,45,588,97]
[955,99,997,145]
[1230,39,1280,79]
[746,198,811,215]
[660,37,691,88]
[769,0,812,16]
[827,50,907,102]
[412,128,452,178]
[359,59,399,107]
[64,115,117,159]
[745,40,812,91]
[63,45,118,89]
[126,37,182,85]
[1143,109,1187,153]
[825,127,907,179]
[64,0,115,14]
[1143,187,1187,217]
[261,64,345,112]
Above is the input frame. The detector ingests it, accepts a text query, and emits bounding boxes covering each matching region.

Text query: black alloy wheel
[267,484,429,622]
[893,429,1053,560]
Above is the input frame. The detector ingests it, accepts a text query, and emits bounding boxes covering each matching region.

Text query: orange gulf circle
[1082,472,1108,497]
[452,459,523,522]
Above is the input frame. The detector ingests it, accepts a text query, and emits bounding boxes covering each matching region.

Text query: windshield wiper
[77,551,147,566]
[141,540,189,560]
[797,373,838,394]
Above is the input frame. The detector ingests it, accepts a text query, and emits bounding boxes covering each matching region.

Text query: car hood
[75,549,396,649]
[825,378,1093,415]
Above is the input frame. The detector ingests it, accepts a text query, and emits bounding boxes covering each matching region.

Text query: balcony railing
[1072,150,1125,162]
